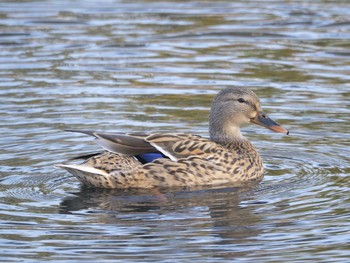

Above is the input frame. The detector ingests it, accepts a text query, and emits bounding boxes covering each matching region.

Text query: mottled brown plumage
[56,87,288,188]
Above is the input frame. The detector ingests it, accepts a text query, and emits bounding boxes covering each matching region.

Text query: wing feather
[66,130,156,155]
[145,133,219,160]
[65,130,220,160]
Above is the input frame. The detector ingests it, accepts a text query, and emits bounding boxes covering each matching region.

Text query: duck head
[209,87,288,143]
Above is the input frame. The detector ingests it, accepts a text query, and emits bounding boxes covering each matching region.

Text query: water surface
[0,0,349,262]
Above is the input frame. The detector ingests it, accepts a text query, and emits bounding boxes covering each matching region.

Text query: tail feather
[55,164,117,188]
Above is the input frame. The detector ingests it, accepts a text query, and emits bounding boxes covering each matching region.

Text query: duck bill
[251,111,289,134]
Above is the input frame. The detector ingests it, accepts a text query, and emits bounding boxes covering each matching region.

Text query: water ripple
[0,0,349,262]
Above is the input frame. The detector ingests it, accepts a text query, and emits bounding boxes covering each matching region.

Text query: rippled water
[1,0,349,262]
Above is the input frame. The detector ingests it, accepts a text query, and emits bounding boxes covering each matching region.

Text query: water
[1,0,349,262]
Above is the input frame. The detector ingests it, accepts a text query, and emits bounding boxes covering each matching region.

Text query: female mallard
[57,87,288,188]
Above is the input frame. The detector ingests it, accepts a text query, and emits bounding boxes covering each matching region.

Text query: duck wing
[66,130,155,155]
[66,130,219,161]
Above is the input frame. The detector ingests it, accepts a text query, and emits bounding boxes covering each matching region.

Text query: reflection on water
[0,0,349,262]
[59,186,263,260]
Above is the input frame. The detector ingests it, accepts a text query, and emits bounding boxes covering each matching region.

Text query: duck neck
[209,124,246,145]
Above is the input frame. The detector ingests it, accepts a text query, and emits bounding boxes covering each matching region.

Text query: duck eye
[237,98,246,103]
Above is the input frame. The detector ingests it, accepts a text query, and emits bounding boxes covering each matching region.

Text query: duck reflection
[60,185,263,243]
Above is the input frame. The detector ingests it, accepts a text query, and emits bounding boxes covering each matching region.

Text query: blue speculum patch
[135,153,167,164]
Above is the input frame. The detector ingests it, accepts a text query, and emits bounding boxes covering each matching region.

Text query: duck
[56,87,288,189]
